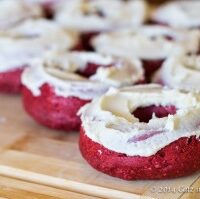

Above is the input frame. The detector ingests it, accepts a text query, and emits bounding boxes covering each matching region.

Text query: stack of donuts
[1,0,200,180]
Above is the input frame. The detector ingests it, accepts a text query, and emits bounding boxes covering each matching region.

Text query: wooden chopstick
[0,165,151,199]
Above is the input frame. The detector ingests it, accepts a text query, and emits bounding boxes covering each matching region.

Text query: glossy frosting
[22,51,144,100]
[80,84,200,156]
[55,0,147,32]
[92,25,200,60]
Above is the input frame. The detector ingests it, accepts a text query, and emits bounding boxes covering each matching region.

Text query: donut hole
[76,62,112,78]
[132,105,177,123]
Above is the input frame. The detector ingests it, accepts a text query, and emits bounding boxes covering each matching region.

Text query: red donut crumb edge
[79,127,200,180]
[0,68,24,93]
[22,84,90,131]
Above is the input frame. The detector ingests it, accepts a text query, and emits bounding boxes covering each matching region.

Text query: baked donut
[0,19,78,93]
[151,0,200,29]
[54,0,147,50]
[153,54,200,93]
[79,84,200,180]
[0,0,43,30]
[92,25,200,80]
[21,51,144,131]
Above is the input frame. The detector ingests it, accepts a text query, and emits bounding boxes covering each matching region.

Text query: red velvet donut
[92,26,200,81]
[0,19,78,94]
[22,51,144,131]
[79,85,200,180]
[54,0,147,51]
[80,128,200,180]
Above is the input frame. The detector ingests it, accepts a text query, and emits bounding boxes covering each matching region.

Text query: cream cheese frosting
[0,0,43,30]
[152,0,200,29]
[0,19,78,73]
[80,84,200,157]
[22,51,144,100]
[157,55,200,93]
[92,25,200,60]
[55,0,147,32]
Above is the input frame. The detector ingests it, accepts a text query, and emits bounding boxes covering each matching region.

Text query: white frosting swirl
[80,84,200,156]
[157,55,200,93]
[0,0,43,30]
[0,19,78,73]
[22,51,144,100]
[55,0,147,32]
[92,25,200,60]
[152,0,200,28]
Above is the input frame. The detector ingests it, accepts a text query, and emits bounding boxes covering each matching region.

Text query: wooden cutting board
[0,93,199,199]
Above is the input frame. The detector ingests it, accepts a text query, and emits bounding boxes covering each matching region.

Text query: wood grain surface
[0,93,199,199]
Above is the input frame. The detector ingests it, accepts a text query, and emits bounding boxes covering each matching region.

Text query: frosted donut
[153,54,200,93]
[0,0,43,30]
[0,19,78,93]
[79,84,200,180]
[92,25,200,80]
[152,0,200,29]
[21,51,144,131]
[54,0,147,50]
